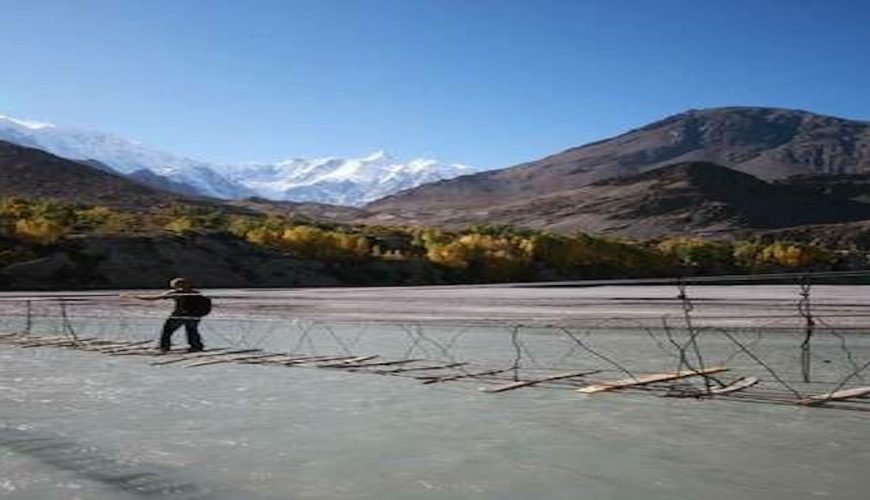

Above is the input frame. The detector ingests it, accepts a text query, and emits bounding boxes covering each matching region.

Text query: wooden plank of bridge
[68,339,129,349]
[94,341,156,353]
[798,386,870,406]
[340,359,421,369]
[481,370,600,393]
[25,337,96,346]
[576,367,728,394]
[5,337,138,350]
[20,337,97,348]
[285,355,359,366]
[378,362,468,374]
[420,368,511,384]
[85,342,153,353]
[316,355,379,368]
[0,334,28,343]
[710,376,759,395]
[78,339,139,349]
[109,347,188,356]
[58,338,101,347]
[238,354,316,365]
[184,352,284,368]
[10,335,69,346]
[149,348,244,365]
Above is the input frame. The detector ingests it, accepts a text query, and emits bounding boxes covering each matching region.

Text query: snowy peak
[0,115,54,130]
[0,113,478,206]
[225,152,475,206]
[360,150,391,162]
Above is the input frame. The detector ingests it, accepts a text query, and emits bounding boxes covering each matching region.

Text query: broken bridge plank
[184,352,283,368]
[378,362,468,374]
[149,348,245,365]
[285,355,359,366]
[316,355,379,368]
[798,386,870,406]
[420,368,511,384]
[341,359,421,369]
[481,370,600,393]
[710,376,759,395]
[577,367,728,394]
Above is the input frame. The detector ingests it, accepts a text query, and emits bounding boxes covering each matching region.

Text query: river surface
[1,285,869,499]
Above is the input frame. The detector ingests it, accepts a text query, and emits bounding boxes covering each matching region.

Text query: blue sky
[2,0,870,169]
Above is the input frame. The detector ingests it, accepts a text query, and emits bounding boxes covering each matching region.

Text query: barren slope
[369,107,870,220]
[367,162,870,237]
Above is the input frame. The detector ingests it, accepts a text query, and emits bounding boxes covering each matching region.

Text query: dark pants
[160,317,204,351]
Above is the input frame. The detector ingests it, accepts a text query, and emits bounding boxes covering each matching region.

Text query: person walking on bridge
[123,277,211,353]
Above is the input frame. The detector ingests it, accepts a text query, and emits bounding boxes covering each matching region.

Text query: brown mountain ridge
[368,161,870,237]
[366,107,870,235]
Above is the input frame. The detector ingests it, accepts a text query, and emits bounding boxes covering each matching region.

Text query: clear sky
[2,0,870,169]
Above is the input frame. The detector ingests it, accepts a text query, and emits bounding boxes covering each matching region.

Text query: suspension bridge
[2,270,870,412]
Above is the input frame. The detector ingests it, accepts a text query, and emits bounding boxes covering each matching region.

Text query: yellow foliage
[98,213,143,234]
[732,241,765,269]
[73,206,115,231]
[164,217,197,234]
[335,232,371,257]
[427,233,531,280]
[427,240,472,268]
[76,206,114,218]
[14,218,68,243]
[734,241,830,270]
[757,242,823,268]
[228,217,260,238]
[526,233,631,272]
[278,226,370,260]
[279,226,324,258]
[656,237,733,270]
[0,198,32,218]
[412,227,452,248]
[245,227,282,246]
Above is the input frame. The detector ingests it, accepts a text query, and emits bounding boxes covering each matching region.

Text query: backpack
[182,293,213,317]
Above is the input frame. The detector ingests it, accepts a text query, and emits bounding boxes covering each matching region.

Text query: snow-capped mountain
[0,114,477,205]
[0,115,251,199]
[224,151,475,206]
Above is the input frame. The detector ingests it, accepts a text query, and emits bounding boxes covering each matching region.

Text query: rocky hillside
[368,107,870,222]
[774,174,870,203]
[367,162,870,238]
[227,197,367,223]
[0,233,339,290]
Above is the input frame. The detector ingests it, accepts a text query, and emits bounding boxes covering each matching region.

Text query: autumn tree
[14,217,68,243]
[657,237,735,274]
